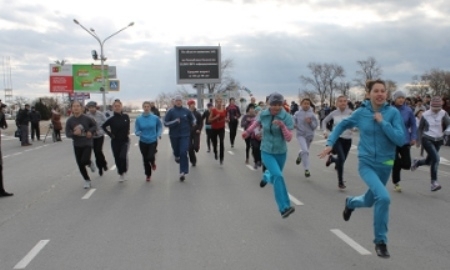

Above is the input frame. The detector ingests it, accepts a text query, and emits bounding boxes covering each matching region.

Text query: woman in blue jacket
[243,92,295,219]
[319,79,405,258]
[135,101,162,182]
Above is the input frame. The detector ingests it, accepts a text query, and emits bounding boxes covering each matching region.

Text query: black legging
[211,128,225,161]
[245,137,251,160]
[392,144,411,184]
[74,145,92,180]
[111,140,129,175]
[330,138,352,184]
[93,136,107,170]
[228,119,239,146]
[139,141,157,177]
[205,129,212,151]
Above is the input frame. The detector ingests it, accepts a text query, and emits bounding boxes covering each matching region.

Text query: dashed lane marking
[14,240,50,269]
[330,229,371,255]
[82,188,96,200]
[246,164,256,171]
[288,193,304,205]
[228,151,235,155]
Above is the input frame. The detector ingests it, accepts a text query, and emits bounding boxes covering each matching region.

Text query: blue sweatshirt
[327,100,405,165]
[394,103,417,145]
[257,108,294,154]
[164,106,195,137]
[135,113,162,144]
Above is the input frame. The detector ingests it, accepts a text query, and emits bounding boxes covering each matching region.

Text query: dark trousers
[111,140,129,175]
[20,125,29,145]
[417,138,443,181]
[54,129,61,141]
[331,138,352,183]
[139,141,157,177]
[93,136,107,170]
[189,131,200,165]
[245,138,251,160]
[74,145,92,180]
[211,128,225,161]
[205,129,212,151]
[0,164,7,192]
[169,136,190,174]
[392,144,412,184]
[251,139,262,164]
[228,120,238,146]
[31,122,40,140]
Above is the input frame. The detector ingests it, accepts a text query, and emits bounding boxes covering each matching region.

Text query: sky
[1,0,450,107]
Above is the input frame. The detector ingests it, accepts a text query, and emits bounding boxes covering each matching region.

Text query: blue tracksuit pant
[261,151,291,213]
[347,159,392,244]
[169,136,190,174]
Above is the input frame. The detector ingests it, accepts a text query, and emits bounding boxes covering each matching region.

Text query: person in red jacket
[209,96,227,165]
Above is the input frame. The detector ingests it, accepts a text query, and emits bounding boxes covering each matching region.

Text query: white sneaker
[119,174,127,182]
[89,161,96,173]
[84,180,91,189]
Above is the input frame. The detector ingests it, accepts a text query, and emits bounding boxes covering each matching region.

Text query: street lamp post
[73,19,134,111]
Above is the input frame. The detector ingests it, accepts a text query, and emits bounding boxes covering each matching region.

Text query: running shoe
[343,197,354,221]
[338,182,346,189]
[146,176,151,182]
[393,183,402,192]
[214,152,218,160]
[89,161,96,173]
[375,243,390,258]
[259,180,267,188]
[119,174,126,182]
[295,156,302,165]
[151,163,157,170]
[410,158,419,171]
[253,163,258,169]
[326,155,333,167]
[281,206,295,219]
[431,181,442,192]
[84,180,91,189]
[305,170,311,177]
[180,173,185,182]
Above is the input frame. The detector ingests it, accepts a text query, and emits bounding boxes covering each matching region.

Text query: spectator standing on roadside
[16,104,32,146]
[29,106,41,141]
[51,106,63,141]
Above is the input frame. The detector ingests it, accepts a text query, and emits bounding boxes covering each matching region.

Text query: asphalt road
[1,127,450,270]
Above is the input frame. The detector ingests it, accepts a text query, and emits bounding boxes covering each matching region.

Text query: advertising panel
[73,64,108,92]
[176,46,221,84]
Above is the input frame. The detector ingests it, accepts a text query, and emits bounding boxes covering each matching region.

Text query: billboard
[176,46,221,84]
[49,64,73,93]
[72,64,108,92]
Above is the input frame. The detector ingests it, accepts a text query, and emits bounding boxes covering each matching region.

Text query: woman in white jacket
[293,98,318,177]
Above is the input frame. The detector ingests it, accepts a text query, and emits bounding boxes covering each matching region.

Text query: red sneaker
[151,164,157,171]
[146,176,151,182]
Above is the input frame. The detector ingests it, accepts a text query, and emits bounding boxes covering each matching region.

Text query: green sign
[73,64,108,92]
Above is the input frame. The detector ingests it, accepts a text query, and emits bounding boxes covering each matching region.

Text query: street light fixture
[73,19,134,111]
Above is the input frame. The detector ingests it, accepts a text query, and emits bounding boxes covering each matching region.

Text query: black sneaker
[338,182,346,189]
[214,152,218,160]
[295,156,301,165]
[180,173,185,182]
[375,243,390,258]
[281,206,295,219]
[343,197,354,221]
[0,191,14,197]
[326,155,333,167]
[99,167,103,176]
[305,170,311,177]
[259,180,267,188]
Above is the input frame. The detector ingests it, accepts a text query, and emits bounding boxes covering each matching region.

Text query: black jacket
[16,109,31,125]
[101,112,130,142]
[0,112,7,129]
[150,106,160,118]
[29,111,41,123]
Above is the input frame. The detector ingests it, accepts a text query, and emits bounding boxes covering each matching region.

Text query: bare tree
[407,75,430,98]
[13,96,31,108]
[426,69,450,97]
[354,57,382,90]
[324,63,345,105]
[300,63,329,104]
[337,82,351,97]
[299,89,318,104]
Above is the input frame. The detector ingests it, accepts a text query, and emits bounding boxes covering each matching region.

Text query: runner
[293,98,318,177]
[209,96,227,165]
[322,95,353,189]
[135,101,162,182]
[164,95,195,181]
[242,92,295,219]
[226,97,241,148]
[390,90,417,192]
[202,103,213,153]
[319,79,405,258]
[411,96,450,191]
[65,101,97,189]
[101,100,131,182]
[187,100,203,167]
[241,104,257,166]
[86,101,109,176]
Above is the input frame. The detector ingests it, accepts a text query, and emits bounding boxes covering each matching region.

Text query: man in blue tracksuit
[164,95,195,181]
[319,79,404,258]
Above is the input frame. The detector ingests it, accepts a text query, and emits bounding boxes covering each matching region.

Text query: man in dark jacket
[187,100,203,166]
[16,104,32,146]
[225,97,241,147]
[29,106,41,141]
[150,101,161,118]
[0,100,12,197]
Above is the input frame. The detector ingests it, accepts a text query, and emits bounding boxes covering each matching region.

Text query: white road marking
[225,128,230,133]
[4,155,10,158]
[246,164,256,171]
[14,240,50,269]
[163,129,169,135]
[82,188,96,200]
[109,165,116,171]
[12,152,22,156]
[134,143,138,146]
[227,151,234,155]
[288,193,304,205]
[330,229,372,255]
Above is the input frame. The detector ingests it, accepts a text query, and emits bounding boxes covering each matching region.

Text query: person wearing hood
[86,101,108,176]
[135,101,162,182]
[187,100,203,167]
[390,90,417,192]
[102,100,131,182]
[51,106,63,141]
[164,95,195,181]
[242,92,295,219]
[293,98,318,177]
[319,79,405,258]
[322,95,353,189]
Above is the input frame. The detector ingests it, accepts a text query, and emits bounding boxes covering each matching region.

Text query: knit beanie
[187,100,196,106]
[392,90,406,101]
[268,92,284,105]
